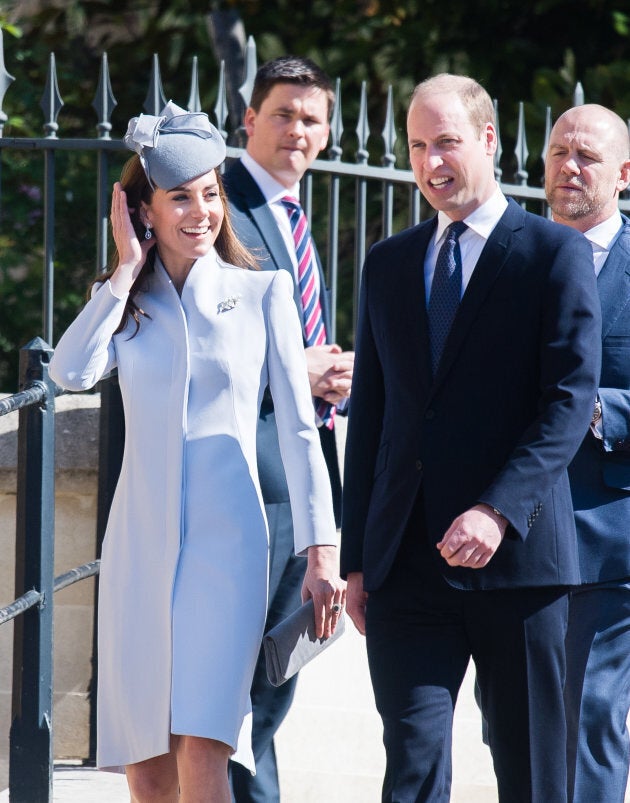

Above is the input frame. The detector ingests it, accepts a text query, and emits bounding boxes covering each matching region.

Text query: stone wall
[0,393,101,791]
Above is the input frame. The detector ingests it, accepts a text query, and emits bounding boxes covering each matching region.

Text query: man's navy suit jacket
[341,199,602,592]
[570,217,630,584]
[223,158,341,517]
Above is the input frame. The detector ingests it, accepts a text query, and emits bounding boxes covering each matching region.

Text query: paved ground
[0,628,500,802]
[2,411,629,801]
[2,624,630,802]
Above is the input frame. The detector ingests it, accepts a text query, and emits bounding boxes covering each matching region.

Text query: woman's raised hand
[109,182,154,294]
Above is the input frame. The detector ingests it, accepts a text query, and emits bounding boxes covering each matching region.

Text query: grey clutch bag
[263,599,345,686]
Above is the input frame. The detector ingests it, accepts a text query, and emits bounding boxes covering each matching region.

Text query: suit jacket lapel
[229,160,304,316]
[597,220,630,339]
[431,200,523,391]
[403,220,436,398]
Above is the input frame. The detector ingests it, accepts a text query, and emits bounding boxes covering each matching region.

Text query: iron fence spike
[355,81,369,164]
[143,53,167,115]
[0,29,16,131]
[328,78,343,160]
[40,53,64,138]
[514,101,529,185]
[381,85,396,168]
[214,61,229,138]
[541,105,552,166]
[187,56,202,112]
[238,36,257,109]
[92,53,117,140]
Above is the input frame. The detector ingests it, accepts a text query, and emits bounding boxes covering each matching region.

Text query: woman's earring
[144,224,153,241]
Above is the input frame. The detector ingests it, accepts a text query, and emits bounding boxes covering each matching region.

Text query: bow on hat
[123,100,226,189]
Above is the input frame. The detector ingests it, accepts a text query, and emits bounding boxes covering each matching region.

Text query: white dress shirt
[240,152,321,297]
[424,186,508,305]
[583,210,623,277]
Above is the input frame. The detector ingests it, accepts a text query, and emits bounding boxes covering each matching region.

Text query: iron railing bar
[327,173,341,343]
[0,383,47,417]
[382,181,394,239]
[43,148,55,344]
[0,137,126,150]
[0,561,101,626]
[53,560,100,594]
[0,590,44,626]
[309,156,415,182]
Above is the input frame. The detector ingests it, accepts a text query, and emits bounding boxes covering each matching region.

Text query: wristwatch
[592,398,602,425]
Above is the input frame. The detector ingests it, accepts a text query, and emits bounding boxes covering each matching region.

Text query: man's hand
[437,504,508,568]
[305,344,354,404]
[302,545,346,639]
[346,572,368,635]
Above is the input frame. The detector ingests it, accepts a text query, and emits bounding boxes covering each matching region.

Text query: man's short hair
[249,56,335,118]
[411,73,495,137]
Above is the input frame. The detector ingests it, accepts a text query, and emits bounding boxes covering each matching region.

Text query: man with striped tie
[223,56,353,803]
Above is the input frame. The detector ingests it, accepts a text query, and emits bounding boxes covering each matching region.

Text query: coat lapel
[399,219,437,398]
[228,159,337,345]
[228,161,304,318]
[597,220,630,339]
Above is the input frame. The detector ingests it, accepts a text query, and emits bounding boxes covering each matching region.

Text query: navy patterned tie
[428,220,467,374]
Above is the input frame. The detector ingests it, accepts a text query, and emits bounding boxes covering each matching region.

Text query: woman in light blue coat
[50,103,344,803]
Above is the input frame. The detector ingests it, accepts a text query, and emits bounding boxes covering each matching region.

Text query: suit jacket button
[425,409,435,420]
[416,460,423,471]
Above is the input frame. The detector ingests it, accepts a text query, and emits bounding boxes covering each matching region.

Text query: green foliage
[0,1,225,388]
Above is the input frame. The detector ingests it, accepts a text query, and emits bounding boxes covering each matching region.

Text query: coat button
[425,409,435,420]
[415,460,423,471]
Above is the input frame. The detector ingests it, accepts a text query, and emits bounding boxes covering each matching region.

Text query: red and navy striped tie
[282,196,335,429]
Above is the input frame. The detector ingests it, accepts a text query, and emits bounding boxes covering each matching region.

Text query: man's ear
[618,159,630,194]
[243,106,256,138]
[318,124,331,153]
[484,123,498,157]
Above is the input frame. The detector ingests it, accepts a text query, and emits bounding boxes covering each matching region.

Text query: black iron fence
[2,27,630,803]
[2,31,628,358]
[0,341,95,802]
[0,341,122,802]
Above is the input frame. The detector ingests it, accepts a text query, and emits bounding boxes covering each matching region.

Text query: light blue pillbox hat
[123,100,227,190]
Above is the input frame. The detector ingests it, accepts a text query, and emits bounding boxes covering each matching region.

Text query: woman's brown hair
[93,154,258,336]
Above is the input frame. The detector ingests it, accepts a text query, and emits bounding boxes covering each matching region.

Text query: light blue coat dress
[49,249,337,772]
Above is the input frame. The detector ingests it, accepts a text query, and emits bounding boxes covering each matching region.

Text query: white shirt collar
[240,152,300,204]
[583,210,623,252]
[434,185,508,244]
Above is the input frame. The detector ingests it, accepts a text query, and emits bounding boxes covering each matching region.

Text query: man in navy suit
[545,103,630,803]
[341,73,601,802]
[223,57,353,802]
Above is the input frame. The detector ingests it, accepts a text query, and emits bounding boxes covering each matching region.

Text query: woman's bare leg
[126,735,180,803]
[176,735,231,803]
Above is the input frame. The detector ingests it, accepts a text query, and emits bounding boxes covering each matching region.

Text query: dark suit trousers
[565,582,630,803]
[366,495,570,803]
[230,501,305,803]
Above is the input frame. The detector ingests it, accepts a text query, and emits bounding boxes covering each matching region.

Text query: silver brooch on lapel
[217,294,242,314]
